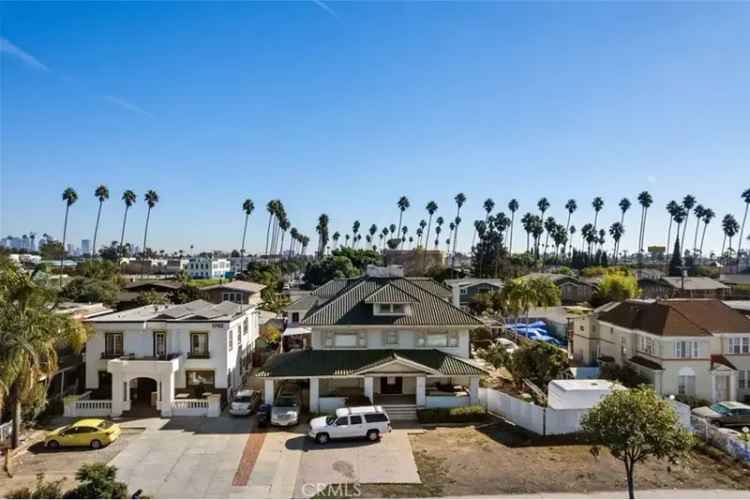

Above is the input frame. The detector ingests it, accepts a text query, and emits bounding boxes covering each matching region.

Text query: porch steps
[381,403,418,421]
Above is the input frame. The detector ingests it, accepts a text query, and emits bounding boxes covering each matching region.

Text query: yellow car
[45,419,121,449]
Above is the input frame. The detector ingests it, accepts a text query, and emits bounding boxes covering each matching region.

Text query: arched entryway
[126,377,159,417]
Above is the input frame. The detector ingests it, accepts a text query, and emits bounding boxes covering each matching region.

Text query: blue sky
[2,1,749,255]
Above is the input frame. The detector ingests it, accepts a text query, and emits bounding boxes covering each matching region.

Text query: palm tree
[672,207,688,262]
[472,219,483,250]
[691,204,705,258]
[699,208,715,257]
[141,190,159,260]
[737,189,750,266]
[264,200,276,256]
[352,220,361,248]
[290,228,299,254]
[434,224,442,250]
[345,234,351,247]
[681,194,696,253]
[665,201,680,256]
[592,197,604,232]
[581,223,594,253]
[332,231,341,249]
[618,197,631,225]
[278,216,291,258]
[531,216,544,258]
[537,197,550,219]
[637,191,653,256]
[369,224,378,247]
[417,220,427,247]
[452,193,467,263]
[424,201,438,253]
[543,216,556,259]
[483,198,495,221]
[90,185,109,261]
[507,199,519,254]
[609,222,625,261]
[119,190,136,258]
[568,225,577,257]
[401,225,408,249]
[503,277,561,329]
[316,214,330,257]
[239,199,255,271]
[0,267,87,449]
[721,214,740,258]
[564,199,577,238]
[521,213,533,253]
[60,187,78,285]
[301,235,310,255]
[396,196,410,246]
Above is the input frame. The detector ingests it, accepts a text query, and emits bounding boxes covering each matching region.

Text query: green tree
[668,236,683,277]
[681,194,697,253]
[0,260,88,449]
[169,284,201,304]
[424,201,438,253]
[396,196,410,247]
[591,273,640,307]
[302,255,360,288]
[6,472,65,499]
[63,463,128,499]
[699,208,715,256]
[507,198,519,254]
[503,277,561,327]
[39,239,64,260]
[506,341,568,390]
[136,289,169,306]
[330,247,382,270]
[61,277,120,305]
[592,196,604,232]
[664,200,680,257]
[581,386,694,499]
[91,185,109,261]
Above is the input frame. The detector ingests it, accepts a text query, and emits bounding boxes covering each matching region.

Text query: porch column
[309,378,320,413]
[111,374,123,417]
[731,372,738,401]
[711,373,717,402]
[469,377,480,405]
[264,379,275,405]
[416,376,426,407]
[364,377,374,403]
[161,372,175,417]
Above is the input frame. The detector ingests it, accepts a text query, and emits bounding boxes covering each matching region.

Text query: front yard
[350,420,750,497]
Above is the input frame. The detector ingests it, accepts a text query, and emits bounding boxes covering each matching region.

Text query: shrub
[417,405,487,423]
[345,394,372,407]
[599,363,649,388]
[674,394,711,409]
[6,473,65,499]
[63,464,128,499]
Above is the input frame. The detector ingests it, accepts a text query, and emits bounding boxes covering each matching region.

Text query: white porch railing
[64,392,113,417]
[171,395,221,417]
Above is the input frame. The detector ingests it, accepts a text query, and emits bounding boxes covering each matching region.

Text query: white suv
[308,406,391,444]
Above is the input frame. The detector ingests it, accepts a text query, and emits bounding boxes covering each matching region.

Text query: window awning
[282,326,312,337]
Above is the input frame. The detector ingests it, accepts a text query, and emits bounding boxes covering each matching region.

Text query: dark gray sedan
[692,401,750,427]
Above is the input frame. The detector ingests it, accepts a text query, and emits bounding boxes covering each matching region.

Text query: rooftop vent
[366,265,404,278]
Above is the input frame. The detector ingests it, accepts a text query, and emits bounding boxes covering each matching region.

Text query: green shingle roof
[302,277,482,327]
[255,349,487,377]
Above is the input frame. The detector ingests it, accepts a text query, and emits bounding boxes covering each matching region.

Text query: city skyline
[2,2,749,254]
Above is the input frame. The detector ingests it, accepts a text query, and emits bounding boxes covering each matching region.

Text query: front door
[153,332,166,358]
[716,375,730,401]
[380,376,403,395]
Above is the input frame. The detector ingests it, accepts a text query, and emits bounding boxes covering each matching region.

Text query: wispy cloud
[0,36,49,71]
[311,0,339,19]
[103,95,154,118]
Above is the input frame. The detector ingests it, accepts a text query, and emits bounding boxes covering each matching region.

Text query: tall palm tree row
[699,209,715,257]
[681,194,697,254]
[60,188,78,285]
[609,222,625,261]
[90,185,109,261]
[691,204,705,257]
[737,188,750,264]
[721,214,740,258]
[665,200,680,255]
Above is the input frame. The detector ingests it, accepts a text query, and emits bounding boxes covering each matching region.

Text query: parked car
[308,406,391,444]
[45,418,121,449]
[692,401,750,427]
[257,404,272,427]
[229,389,261,417]
[271,385,302,426]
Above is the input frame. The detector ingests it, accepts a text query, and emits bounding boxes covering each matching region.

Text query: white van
[308,406,391,444]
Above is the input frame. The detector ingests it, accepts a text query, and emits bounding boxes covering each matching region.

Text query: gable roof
[522,273,591,287]
[255,349,487,377]
[87,299,248,323]
[123,280,182,291]
[363,282,420,304]
[598,299,750,337]
[301,276,482,327]
[445,278,504,289]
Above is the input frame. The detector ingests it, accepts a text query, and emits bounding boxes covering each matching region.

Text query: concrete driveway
[292,427,420,497]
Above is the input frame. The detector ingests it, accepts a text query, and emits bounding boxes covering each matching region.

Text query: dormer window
[374,303,410,316]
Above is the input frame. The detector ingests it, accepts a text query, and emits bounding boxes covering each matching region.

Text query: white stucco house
[258,266,488,419]
[81,300,259,417]
[187,256,230,279]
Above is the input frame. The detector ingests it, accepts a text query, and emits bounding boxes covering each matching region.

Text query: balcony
[102,352,183,361]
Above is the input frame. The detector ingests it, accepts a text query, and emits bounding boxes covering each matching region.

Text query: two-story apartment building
[258,266,486,418]
[84,300,259,417]
[187,257,230,279]
[572,299,750,403]
[445,278,504,310]
[199,280,265,305]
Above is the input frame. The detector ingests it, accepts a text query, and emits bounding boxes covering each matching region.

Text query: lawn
[351,421,750,498]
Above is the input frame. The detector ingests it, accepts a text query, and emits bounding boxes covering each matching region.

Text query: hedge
[417,405,487,423]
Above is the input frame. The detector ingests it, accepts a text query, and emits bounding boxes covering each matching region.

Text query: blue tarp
[505,321,566,347]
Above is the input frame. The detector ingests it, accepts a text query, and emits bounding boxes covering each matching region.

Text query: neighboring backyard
[351,421,750,498]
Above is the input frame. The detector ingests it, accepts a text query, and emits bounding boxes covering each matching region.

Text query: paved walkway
[452,491,750,499]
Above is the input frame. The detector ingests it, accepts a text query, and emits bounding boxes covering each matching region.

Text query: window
[350,415,363,424]
[744,337,750,354]
[674,341,699,359]
[640,336,656,355]
[418,332,459,348]
[186,370,215,386]
[740,370,747,390]
[333,333,366,348]
[364,413,388,423]
[376,303,407,315]
[104,332,123,356]
[243,318,249,336]
[460,288,468,295]
[335,417,348,426]
[384,331,399,346]
[728,337,750,354]
[291,312,300,322]
[228,329,233,351]
[153,331,166,357]
[190,332,209,357]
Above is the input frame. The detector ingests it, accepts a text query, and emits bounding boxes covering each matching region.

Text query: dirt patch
[357,421,750,497]
[1,429,143,496]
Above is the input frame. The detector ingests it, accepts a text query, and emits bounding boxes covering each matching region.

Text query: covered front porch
[256,349,486,417]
